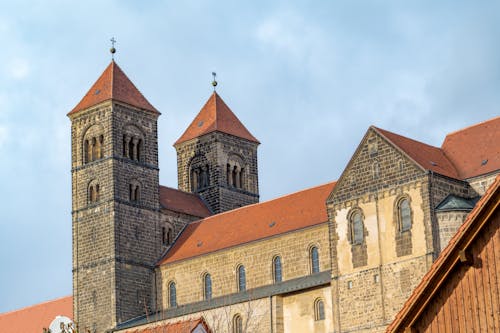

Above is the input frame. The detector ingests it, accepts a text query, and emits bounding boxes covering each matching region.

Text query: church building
[1,57,498,333]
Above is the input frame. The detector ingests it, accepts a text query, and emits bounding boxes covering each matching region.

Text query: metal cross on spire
[110,37,117,59]
[211,72,218,91]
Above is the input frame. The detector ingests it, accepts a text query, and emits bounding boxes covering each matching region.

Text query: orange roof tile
[69,61,158,115]
[441,116,500,179]
[124,317,211,333]
[159,186,212,217]
[159,181,336,265]
[0,296,72,333]
[386,174,500,332]
[174,92,259,145]
[374,127,460,179]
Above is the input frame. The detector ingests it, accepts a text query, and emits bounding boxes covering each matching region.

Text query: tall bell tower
[69,60,162,332]
[174,92,260,213]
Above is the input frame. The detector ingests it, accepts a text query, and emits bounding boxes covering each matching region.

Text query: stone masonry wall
[71,101,162,332]
[175,132,259,213]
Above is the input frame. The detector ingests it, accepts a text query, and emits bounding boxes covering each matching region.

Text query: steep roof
[0,296,72,333]
[441,116,500,179]
[123,317,211,333]
[159,181,336,265]
[174,92,259,145]
[387,175,500,332]
[69,61,158,115]
[159,186,212,217]
[373,127,459,179]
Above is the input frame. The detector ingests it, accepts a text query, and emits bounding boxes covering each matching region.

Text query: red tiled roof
[69,61,158,115]
[124,317,211,333]
[373,127,460,179]
[442,116,500,179]
[159,181,336,265]
[0,296,72,333]
[387,175,500,332]
[174,92,259,145]
[159,186,212,217]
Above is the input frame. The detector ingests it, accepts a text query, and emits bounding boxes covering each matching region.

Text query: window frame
[232,314,243,333]
[348,209,365,245]
[237,265,246,292]
[310,246,320,274]
[203,273,212,300]
[168,281,177,308]
[397,197,412,232]
[273,255,282,283]
[314,298,325,321]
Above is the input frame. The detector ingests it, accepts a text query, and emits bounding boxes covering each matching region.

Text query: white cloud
[7,58,31,80]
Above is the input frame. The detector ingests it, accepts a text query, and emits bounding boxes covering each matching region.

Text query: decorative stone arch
[226,153,247,190]
[167,279,177,308]
[188,154,210,191]
[128,178,142,203]
[235,263,246,292]
[346,207,368,268]
[122,124,145,162]
[313,298,325,321]
[308,243,320,274]
[271,254,283,283]
[232,313,243,333]
[87,179,101,204]
[82,124,105,164]
[160,221,174,246]
[393,193,413,257]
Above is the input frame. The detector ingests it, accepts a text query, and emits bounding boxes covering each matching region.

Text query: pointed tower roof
[68,61,158,115]
[174,92,259,145]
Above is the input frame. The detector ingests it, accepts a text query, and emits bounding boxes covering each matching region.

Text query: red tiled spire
[174,92,259,145]
[68,61,158,115]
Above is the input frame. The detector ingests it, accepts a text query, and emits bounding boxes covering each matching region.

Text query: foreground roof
[159,186,212,217]
[159,181,336,265]
[174,92,259,145]
[374,116,500,180]
[387,174,500,332]
[0,296,72,333]
[123,317,211,333]
[69,61,158,115]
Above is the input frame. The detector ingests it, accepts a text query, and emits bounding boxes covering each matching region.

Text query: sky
[0,0,499,313]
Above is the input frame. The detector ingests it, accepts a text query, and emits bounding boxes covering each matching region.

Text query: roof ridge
[189,181,337,225]
[0,295,71,316]
[372,126,441,150]
[443,115,500,138]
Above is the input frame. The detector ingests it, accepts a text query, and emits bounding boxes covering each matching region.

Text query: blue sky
[0,0,499,313]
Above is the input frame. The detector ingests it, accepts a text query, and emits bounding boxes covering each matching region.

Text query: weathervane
[211,72,218,91]
[110,37,117,59]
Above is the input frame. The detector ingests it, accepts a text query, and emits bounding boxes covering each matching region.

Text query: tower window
[237,265,246,292]
[82,124,104,164]
[168,281,177,307]
[310,246,320,274]
[162,227,173,245]
[191,164,210,191]
[88,183,100,204]
[349,210,364,244]
[273,256,282,283]
[122,126,144,162]
[232,314,243,333]
[226,155,246,190]
[398,198,412,232]
[203,273,212,300]
[129,183,140,203]
[314,299,325,321]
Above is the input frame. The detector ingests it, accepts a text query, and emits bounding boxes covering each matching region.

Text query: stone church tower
[69,61,163,332]
[174,92,260,213]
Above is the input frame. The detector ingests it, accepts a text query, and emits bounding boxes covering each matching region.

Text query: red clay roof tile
[373,127,460,179]
[124,317,211,333]
[441,116,500,179]
[159,186,212,217]
[69,61,158,115]
[0,296,72,333]
[174,92,259,145]
[159,181,336,265]
[386,174,500,332]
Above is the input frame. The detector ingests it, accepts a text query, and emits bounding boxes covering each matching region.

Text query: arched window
[232,314,243,333]
[314,299,325,321]
[310,246,320,274]
[273,256,282,283]
[167,228,173,244]
[372,161,380,179]
[203,273,212,300]
[350,211,364,244]
[123,125,144,162]
[129,182,140,203]
[88,182,100,204]
[237,265,246,292]
[168,281,177,307]
[398,198,412,231]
